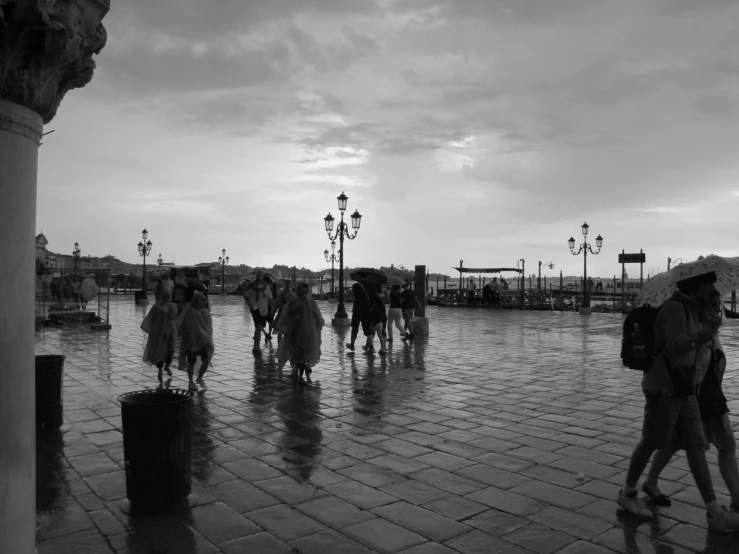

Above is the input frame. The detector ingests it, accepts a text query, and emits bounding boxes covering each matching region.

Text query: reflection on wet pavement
[34,295,739,553]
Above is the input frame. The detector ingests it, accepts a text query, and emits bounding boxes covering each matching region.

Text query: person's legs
[644,444,678,497]
[347,313,359,350]
[362,317,374,352]
[164,350,174,376]
[196,351,208,384]
[709,414,739,506]
[619,393,681,518]
[156,362,164,382]
[186,352,197,390]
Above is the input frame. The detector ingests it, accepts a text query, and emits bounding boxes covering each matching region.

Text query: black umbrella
[349,267,388,285]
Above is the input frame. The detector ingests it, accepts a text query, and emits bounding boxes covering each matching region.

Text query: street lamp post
[324,192,362,325]
[72,242,81,271]
[538,261,554,290]
[218,249,230,295]
[568,222,603,312]
[324,240,338,298]
[137,228,152,293]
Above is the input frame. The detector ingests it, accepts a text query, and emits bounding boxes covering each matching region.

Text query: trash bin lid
[118,389,194,406]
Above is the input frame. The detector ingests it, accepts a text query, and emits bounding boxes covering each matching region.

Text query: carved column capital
[0,0,110,124]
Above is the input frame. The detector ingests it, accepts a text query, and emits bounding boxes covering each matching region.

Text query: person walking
[176,290,214,391]
[616,272,739,533]
[642,287,739,513]
[275,283,324,384]
[346,280,375,353]
[371,291,388,355]
[400,281,423,341]
[245,271,273,355]
[273,278,297,344]
[386,284,405,343]
[140,291,178,382]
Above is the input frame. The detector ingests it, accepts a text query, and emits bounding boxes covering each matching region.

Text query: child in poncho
[176,291,214,391]
[140,291,178,382]
[275,283,324,384]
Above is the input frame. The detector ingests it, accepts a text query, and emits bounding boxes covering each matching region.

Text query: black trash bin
[35,355,65,431]
[118,389,196,514]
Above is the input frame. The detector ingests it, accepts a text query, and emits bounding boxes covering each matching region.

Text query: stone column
[413,265,429,336]
[0,2,109,553]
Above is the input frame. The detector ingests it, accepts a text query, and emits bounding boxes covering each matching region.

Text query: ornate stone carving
[0,0,110,124]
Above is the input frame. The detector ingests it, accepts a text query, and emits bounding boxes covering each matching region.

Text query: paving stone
[37,528,115,554]
[206,478,281,513]
[398,543,459,553]
[245,504,326,541]
[422,495,488,521]
[221,457,283,482]
[528,506,613,540]
[503,523,576,554]
[509,480,596,510]
[220,531,294,554]
[252,475,327,505]
[380,478,451,505]
[413,451,477,471]
[455,464,532,490]
[290,529,376,553]
[324,479,399,509]
[343,518,427,553]
[444,529,517,554]
[367,453,432,475]
[465,487,545,517]
[189,501,262,544]
[373,501,471,542]
[296,495,378,528]
[461,508,529,536]
[338,461,407,488]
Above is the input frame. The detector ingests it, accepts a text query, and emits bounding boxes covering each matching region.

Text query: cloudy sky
[37,0,739,280]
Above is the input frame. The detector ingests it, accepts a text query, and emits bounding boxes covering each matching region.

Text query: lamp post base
[579,307,591,315]
[135,291,149,305]
[332,317,351,327]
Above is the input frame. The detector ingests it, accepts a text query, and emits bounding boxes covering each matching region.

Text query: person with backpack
[640,287,739,513]
[617,272,739,533]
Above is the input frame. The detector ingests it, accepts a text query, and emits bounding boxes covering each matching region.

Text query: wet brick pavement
[34,295,739,553]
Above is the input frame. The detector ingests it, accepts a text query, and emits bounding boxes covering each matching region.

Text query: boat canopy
[452,267,522,274]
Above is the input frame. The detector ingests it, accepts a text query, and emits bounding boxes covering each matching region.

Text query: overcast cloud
[37,0,739,278]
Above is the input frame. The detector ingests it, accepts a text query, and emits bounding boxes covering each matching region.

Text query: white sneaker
[708,506,739,534]
[617,490,654,519]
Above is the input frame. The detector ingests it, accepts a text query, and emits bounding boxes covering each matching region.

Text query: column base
[579,307,591,315]
[410,317,430,336]
[332,317,351,327]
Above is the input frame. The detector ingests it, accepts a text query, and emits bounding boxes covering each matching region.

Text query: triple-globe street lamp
[137,229,153,293]
[323,192,362,324]
[72,242,81,271]
[324,240,338,298]
[568,222,603,308]
[218,249,230,295]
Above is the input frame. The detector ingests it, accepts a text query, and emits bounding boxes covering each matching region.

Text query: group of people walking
[346,280,422,355]
[141,289,213,392]
[618,271,739,533]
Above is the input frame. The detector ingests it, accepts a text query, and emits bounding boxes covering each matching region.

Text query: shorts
[251,309,268,327]
[351,311,373,336]
[402,309,414,321]
[387,308,402,328]
[186,348,209,364]
[642,393,706,451]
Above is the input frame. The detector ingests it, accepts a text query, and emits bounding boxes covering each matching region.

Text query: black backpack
[621,304,660,370]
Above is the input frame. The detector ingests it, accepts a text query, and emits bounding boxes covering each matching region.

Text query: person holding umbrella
[617,271,739,533]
